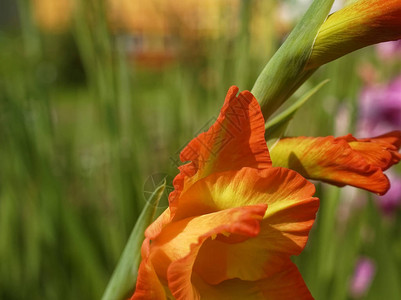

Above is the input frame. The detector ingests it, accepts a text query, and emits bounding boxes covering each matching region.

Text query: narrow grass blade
[101,180,166,300]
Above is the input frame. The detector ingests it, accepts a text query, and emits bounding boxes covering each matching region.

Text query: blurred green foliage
[0,0,401,299]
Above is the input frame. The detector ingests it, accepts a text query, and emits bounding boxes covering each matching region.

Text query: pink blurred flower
[350,257,376,299]
[377,40,401,60]
[358,75,401,215]
[358,75,401,137]
[377,171,401,216]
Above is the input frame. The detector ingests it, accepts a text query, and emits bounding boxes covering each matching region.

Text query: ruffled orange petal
[270,133,401,195]
[136,205,267,300]
[169,86,271,215]
[131,239,167,300]
[145,208,171,240]
[353,130,401,148]
[258,262,313,299]
[171,167,317,283]
[192,261,313,300]
[340,131,401,170]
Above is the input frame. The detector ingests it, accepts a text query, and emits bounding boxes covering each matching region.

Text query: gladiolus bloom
[132,86,319,299]
[270,131,401,195]
[307,0,401,69]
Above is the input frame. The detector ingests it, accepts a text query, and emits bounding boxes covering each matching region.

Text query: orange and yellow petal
[145,208,171,240]
[192,262,313,300]
[132,241,167,300]
[193,224,313,285]
[169,86,271,215]
[171,167,317,283]
[174,167,316,222]
[368,130,401,149]
[135,205,267,300]
[258,262,313,299]
[270,134,400,195]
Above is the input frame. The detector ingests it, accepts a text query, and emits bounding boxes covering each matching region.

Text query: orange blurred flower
[31,0,74,33]
[270,131,401,195]
[131,86,318,299]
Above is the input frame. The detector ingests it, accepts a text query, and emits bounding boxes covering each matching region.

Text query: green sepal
[252,0,334,120]
[101,180,166,300]
[265,79,329,149]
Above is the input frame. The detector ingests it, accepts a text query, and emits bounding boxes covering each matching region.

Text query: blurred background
[1,0,401,299]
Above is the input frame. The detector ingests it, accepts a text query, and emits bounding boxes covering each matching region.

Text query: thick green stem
[251,0,334,120]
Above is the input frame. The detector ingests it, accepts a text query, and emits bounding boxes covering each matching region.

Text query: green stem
[251,0,334,120]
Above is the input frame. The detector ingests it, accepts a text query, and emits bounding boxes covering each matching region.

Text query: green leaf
[101,179,166,300]
[265,79,329,149]
[251,0,334,120]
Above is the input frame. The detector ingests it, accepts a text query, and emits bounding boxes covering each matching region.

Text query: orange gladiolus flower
[132,86,319,299]
[307,0,401,69]
[270,131,401,195]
